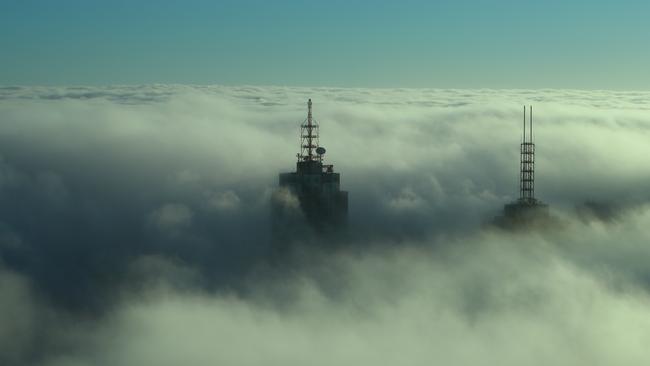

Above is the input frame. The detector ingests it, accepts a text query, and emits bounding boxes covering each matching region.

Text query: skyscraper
[271,99,348,246]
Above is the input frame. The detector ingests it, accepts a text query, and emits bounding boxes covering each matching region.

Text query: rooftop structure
[496,106,550,227]
[271,99,348,243]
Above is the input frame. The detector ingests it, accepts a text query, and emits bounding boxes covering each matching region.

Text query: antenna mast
[519,106,535,203]
[299,99,319,161]
[530,105,533,144]
[523,105,526,143]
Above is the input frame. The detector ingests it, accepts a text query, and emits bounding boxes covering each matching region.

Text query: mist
[1,85,650,365]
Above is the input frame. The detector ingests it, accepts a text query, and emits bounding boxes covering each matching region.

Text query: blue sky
[0,0,648,89]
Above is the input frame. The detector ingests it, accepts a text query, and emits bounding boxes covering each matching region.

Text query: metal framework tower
[299,99,320,162]
[520,106,535,203]
[495,105,549,229]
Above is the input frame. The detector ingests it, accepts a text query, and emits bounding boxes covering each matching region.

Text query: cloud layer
[1,85,650,365]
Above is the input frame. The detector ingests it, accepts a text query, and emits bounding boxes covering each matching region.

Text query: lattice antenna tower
[299,99,320,162]
[520,106,535,202]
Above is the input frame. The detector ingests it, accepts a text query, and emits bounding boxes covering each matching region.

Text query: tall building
[272,99,348,244]
[496,106,549,227]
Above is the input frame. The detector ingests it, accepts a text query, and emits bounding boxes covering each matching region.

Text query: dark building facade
[278,159,348,229]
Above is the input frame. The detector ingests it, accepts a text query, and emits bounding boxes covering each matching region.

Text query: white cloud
[34,216,650,365]
[0,269,38,365]
[1,85,650,364]
[386,187,426,211]
[149,203,193,232]
[205,190,241,211]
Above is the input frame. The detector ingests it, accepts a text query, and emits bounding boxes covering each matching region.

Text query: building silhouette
[495,106,550,228]
[271,99,348,247]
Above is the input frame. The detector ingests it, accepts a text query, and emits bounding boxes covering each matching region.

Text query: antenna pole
[520,105,536,203]
[523,106,526,143]
[530,105,533,143]
[307,99,313,160]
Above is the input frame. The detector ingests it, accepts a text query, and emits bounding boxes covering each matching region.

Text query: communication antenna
[316,146,326,163]
[519,106,535,203]
[299,99,320,161]
[530,105,533,145]
[523,105,526,144]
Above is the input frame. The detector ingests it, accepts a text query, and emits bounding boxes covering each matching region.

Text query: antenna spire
[299,99,319,162]
[308,99,312,121]
[523,106,526,143]
[530,105,533,144]
[307,99,313,159]
[520,105,535,203]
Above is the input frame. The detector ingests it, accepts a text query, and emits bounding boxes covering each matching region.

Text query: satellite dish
[316,147,326,155]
